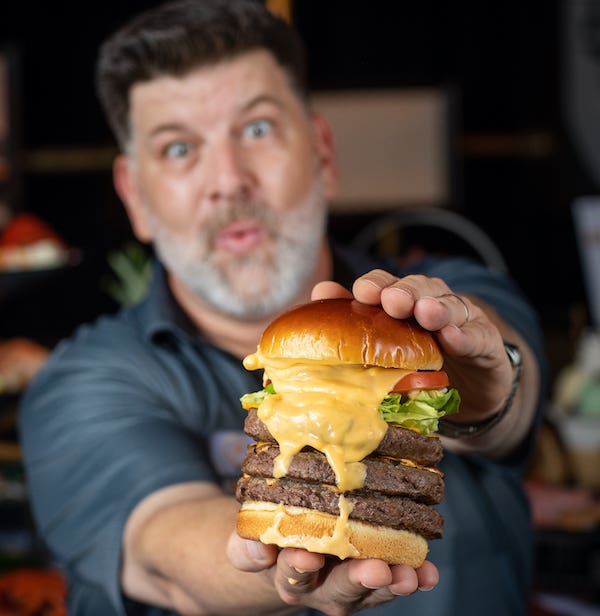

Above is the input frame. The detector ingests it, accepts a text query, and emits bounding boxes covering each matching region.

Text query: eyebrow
[239,94,285,113]
[148,123,189,140]
[146,95,286,140]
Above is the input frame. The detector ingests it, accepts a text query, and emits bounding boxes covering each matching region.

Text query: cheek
[138,167,202,231]
[260,145,317,210]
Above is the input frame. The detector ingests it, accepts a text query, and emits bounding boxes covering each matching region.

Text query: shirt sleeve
[18,319,216,615]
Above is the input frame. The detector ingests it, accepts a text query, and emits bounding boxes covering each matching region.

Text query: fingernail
[361,582,382,590]
[362,278,382,290]
[291,566,308,574]
[245,540,269,563]
[418,585,434,592]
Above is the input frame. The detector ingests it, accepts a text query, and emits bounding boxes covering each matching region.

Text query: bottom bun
[237,501,428,568]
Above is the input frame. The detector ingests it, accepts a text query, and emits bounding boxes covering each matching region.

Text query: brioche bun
[256,298,442,370]
[237,298,448,567]
[237,501,428,568]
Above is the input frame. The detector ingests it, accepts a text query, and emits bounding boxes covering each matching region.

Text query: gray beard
[147,179,328,320]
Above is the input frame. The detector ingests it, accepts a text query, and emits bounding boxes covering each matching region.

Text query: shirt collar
[136,243,369,344]
[137,259,199,343]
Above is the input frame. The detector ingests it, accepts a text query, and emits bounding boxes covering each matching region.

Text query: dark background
[0,0,593,380]
[2,2,600,605]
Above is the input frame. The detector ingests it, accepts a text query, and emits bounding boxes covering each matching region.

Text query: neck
[167,241,333,359]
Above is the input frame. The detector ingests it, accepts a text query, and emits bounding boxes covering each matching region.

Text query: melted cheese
[243,354,413,492]
[397,458,445,477]
[254,496,360,560]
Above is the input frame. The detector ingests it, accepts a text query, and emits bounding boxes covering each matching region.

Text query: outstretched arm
[123,482,438,616]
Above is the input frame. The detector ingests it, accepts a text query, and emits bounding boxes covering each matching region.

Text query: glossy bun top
[257,298,443,370]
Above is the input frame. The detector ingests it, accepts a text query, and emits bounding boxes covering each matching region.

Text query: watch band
[438,342,523,438]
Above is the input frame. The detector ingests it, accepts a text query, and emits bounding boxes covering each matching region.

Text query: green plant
[104,241,152,306]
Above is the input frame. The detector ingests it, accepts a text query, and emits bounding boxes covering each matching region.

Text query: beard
[145,178,328,320]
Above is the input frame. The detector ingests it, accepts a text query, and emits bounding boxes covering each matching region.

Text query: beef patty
[236,475,443,540]
[244,408,443,467]
[239,408,445,543]
[242,443,443,504]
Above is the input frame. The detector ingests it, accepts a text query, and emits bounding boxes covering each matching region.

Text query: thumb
[226,532,278,572]
[311,281,353,301]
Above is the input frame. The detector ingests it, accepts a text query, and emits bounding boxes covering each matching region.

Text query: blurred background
[0,1,599,614]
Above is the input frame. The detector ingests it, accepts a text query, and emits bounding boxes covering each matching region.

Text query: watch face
[503,342,522,368]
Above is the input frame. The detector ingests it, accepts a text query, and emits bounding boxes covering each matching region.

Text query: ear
[310,113,338,201]
[113,154,153,243]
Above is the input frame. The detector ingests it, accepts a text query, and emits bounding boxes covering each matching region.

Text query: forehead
[128,49,304,128]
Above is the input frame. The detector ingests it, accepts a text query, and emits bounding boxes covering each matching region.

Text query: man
[19,1,545,614]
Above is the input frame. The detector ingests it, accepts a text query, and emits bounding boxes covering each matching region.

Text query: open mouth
[214,220,265,255]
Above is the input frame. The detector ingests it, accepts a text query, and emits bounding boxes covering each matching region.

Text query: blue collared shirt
[19,244,546,616]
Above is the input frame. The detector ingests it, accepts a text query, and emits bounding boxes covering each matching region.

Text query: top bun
[257,298,443,370]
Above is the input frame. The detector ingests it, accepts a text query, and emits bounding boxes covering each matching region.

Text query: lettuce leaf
[240,382,275,409]
[378,389,460,435]
[240,383,460,435]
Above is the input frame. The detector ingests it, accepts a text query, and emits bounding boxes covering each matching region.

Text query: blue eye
[165,141,191,158]
[243,119,272,139]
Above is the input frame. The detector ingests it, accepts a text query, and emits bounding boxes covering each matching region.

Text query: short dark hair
[96,0,307,149]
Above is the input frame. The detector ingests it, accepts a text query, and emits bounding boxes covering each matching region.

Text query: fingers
[352,271,477,330]
[414,560,439,592]
[352,560,438,600]
[315,272,473,331]
[352,270,404,307]
[274,548,326,601]
[275,549,362,614]
[226,533,279,572]
[232,543,441,615]
[315,271,497,365]
[276,554,395,614]
[414,294,478,332]
[311,281,353,301]
[438,294,470,326]
[353,271,448,319]
[274,551,440,614]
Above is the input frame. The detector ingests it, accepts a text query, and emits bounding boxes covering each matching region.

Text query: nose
[202,138,252,203]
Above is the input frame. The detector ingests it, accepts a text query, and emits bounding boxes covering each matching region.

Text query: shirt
[18,242,547,616]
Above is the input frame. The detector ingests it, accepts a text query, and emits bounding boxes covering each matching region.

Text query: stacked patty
[236,408,444,543]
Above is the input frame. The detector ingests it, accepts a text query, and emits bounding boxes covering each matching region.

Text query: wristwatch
[438,342,523,438]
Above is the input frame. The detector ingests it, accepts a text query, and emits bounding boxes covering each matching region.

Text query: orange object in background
[0,337,50,395]
[0,568,67,616]
[0,213,69,272]
[0,214,65,248]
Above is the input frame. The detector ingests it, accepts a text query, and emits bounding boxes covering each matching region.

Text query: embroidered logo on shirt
[209,430,253,494]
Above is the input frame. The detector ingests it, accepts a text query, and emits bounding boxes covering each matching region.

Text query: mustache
[204,199,277,241]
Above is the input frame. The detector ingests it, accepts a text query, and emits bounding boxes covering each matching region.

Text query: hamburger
[235,298,460,567]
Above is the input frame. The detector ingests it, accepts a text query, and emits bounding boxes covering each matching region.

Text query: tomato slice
[391,371,450,392]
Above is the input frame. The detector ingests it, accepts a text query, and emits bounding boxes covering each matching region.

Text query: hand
[227,533,439,616]
[312,270,514,423]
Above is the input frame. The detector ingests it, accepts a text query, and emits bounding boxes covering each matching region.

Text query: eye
[243,119,273,139]
[164,141,192,159]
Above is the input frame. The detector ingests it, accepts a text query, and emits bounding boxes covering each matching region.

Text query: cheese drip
[256,496,360,560]
[244,354,412,492]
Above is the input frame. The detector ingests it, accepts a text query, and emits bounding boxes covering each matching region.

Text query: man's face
[119,50,337,319]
